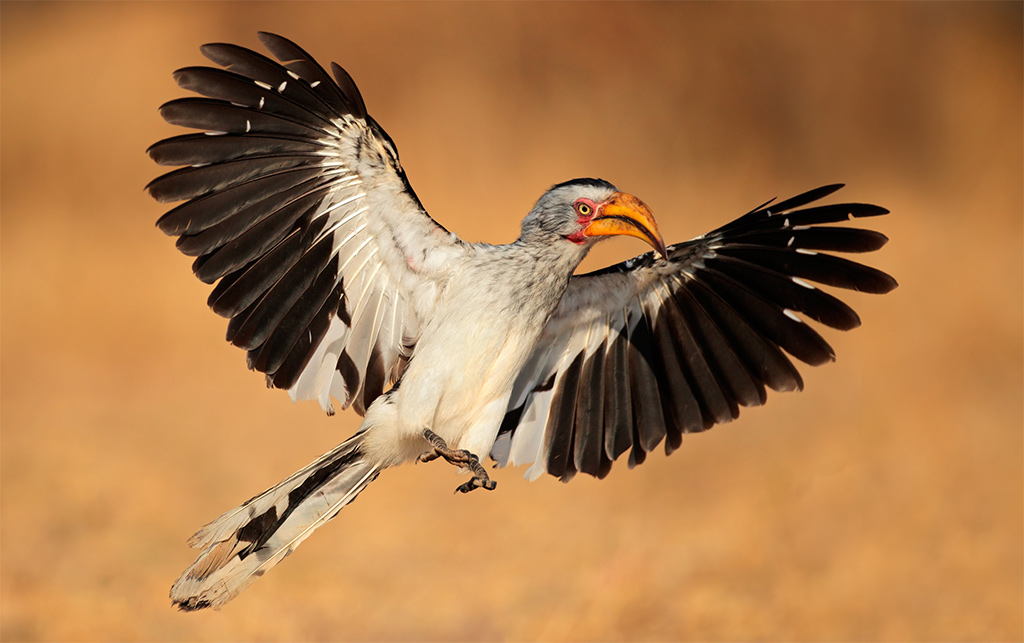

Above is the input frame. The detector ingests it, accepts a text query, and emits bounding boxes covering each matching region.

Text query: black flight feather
[545,352,584,481]
[602,330,634,462]
[147,133,324,167]
[200,43,342,118]
[573,341,607,477]
[257,32,367,118]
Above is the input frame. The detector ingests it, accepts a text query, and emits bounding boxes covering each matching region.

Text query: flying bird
[148,33,897,611]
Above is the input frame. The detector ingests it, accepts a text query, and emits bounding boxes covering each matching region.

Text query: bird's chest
[393,259,567,442]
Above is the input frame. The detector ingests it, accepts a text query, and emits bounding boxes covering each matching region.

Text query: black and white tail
[170,433,381,611]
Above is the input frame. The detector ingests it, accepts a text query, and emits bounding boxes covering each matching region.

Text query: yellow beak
[584,192,668,258]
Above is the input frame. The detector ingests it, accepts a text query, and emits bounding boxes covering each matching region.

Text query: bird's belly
[391,302,547,456]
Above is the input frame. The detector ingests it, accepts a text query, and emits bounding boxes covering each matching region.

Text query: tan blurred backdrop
[1,2,1020,641]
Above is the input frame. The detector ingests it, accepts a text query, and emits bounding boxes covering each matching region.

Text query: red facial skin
[564,192,667,258]
[565,198,598,245]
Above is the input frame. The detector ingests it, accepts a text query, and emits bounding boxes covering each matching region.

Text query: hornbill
[148,33,897,611]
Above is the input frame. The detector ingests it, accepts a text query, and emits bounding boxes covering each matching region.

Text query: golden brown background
[2,2,1020,641]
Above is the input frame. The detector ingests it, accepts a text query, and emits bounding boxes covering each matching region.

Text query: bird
[147,32,897,611]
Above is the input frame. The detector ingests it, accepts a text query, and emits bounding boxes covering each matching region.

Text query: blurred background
[2,2,1020,641]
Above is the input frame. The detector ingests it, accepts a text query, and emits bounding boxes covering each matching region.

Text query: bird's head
[521,178,667,259]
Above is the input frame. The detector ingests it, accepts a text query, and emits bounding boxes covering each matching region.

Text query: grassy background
[2,2,1020,641]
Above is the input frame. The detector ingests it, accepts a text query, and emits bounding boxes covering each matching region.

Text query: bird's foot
[420,429,497,493]
[454,475,497,494]
[416,450,441,464]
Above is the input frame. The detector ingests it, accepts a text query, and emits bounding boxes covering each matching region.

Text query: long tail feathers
[170,433,381,611]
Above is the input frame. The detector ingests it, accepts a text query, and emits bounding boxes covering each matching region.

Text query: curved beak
[584,192,668,258]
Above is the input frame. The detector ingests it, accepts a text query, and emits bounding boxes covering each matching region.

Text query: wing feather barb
[715,245,897,293]
[148,152,323,205]
[602,328,634,464]
[655,281,734,426]
[545,351,584,482]
[647,285,709,431]
[170,66,344,134]
[159,98,332,141]
[573,337,609,478]
[232,233,337,351]
[724,226,889,254]
[256,32,367,117]
[668,273,803,395]
[148,133,325,167]
[271,281,346,390]
[254,253,344,376]
[211,230,304,319]
[674,279,761,413]
[156,165,325,238]
[623,311,667,465]
[189,192,325,282]
[199,42,345,117]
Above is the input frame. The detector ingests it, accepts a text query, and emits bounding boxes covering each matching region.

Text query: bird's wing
[148,33,464,415]
[491,185,897,481]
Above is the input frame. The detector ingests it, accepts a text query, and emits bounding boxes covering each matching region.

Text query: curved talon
[455,477,497,494]
[417,450,441,464]
[422,428,497,494]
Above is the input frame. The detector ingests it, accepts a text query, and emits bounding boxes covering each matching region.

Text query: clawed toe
[417,450,441,464]
[422,429,498,494]
[455,476,498,494]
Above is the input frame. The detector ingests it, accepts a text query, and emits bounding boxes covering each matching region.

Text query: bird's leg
[418,429,497,493]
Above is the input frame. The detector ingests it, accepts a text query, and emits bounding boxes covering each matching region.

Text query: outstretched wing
[148,33,464,415]
[492,185,897,481]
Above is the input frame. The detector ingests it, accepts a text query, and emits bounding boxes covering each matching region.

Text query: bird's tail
[170,432,381,611]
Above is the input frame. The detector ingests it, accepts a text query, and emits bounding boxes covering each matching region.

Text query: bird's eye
[576,202,592,217]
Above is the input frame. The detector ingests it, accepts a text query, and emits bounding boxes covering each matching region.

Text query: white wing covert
[148,32,463,415]
[492,185,897,481]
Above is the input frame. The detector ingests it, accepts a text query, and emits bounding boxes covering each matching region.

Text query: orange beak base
[583,192,668,258]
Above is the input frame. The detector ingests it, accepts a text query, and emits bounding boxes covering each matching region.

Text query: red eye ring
[575,201,593,217]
